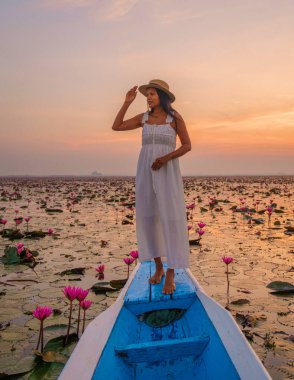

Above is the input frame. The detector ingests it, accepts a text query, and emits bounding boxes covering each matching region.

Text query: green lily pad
[109,279,128,289]
[2,246,20,264]
[285,226,294,232]
[43,333,78,353]
[91,282,117,294]
[1,229,24,240]
[44,324,68,332]
[57,267,85,276]
[0,308,23,323]
[2,355,35,377]
[24,231,47,238]
[266,281,294,293]
[230,298,250,305]
[33,350,67,364]
[27,361,65,380]
[140,308,187,328]
[38,287,63,299]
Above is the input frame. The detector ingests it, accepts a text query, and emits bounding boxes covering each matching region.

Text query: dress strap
[165,111,174,123]
[142,112,149,124]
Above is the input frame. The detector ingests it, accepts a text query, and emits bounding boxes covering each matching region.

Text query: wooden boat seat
[124,262,198,314]
[114,335,210,364]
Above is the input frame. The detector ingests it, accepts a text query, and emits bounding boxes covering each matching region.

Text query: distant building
[91,171,103,176]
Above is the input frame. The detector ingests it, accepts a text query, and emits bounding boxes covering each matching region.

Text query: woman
[112,79,191,295]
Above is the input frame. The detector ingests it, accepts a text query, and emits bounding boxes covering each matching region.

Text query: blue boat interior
[92,261,241,380]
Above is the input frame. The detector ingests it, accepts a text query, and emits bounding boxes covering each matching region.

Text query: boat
[59,260,272,380]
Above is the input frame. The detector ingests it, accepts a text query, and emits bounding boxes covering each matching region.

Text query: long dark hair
[148,88,179,132]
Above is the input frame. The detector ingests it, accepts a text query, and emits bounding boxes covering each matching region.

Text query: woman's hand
[125,86,138,104]
[151,156,169,170]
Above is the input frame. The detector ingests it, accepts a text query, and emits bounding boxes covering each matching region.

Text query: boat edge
[58,262,142,380]
[185,268,272,380]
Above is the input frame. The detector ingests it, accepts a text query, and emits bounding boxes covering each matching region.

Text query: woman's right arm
[112,85,144,131]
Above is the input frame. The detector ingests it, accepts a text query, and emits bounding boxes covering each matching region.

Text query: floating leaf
[43,333,78,353]
[57,267,85,276]
[2,355,35,377]
[91,282,117,294]
[230,299,250,305]
[44,324,68,332]
[252,218,265,224]
[1,229,24,240]
[109,279,127,289]
[266,281,294,293]
[27,361,64,380]
[24,231,47,238]
[33,350,67,364]
[140,308,187,328]
[189,238,201,246]
[285,226,294,232]
[2,246,20,264]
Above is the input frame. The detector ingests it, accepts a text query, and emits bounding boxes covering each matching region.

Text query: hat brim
[138,84,175,103]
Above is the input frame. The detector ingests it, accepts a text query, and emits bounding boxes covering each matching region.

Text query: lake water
[0,175,293,379]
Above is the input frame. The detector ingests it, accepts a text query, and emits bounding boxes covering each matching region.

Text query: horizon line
[0,173,293,178]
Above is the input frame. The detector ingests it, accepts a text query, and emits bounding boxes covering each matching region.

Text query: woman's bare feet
[162,269,176,294]
[149,265,165,284]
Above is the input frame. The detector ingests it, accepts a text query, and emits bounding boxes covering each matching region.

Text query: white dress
[135,111,190,269]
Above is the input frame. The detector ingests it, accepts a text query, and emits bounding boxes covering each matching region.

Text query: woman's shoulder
[172,110,184,121]
[135,112,147,126]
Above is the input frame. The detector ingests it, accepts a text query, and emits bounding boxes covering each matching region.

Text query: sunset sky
[1,0,293,176]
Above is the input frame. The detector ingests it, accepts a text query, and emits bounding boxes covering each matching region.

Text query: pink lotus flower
[198,222,206,229]
[124,257,135,265]
[124,257,135,279]
[0,219,7,225]
[17,247,24,255]
[63,286,79,301]
[33,306,53,353]
[266,207,273,216]
[76,288,89,302]
[197,229,205,236]
[15,219,22,226]
[48,228,54,235]
[33,306,53,321]
[80,300,92,334]
[96,264,105,274]
[16,242,25,248]
[25,217,31,222]
[76,287,89,337]
[26,251,33,258]
[130,250,139,259]
[80,300,92,310]
[222,256,234,265]
[222,256,234,307]
[63,286,79,345]
[187,225,192,231]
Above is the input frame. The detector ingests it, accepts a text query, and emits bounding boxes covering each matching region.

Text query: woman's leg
[149,257,165,284]
[162,268,176,294]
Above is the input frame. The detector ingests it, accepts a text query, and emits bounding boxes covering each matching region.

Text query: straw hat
[138,79,175,103]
